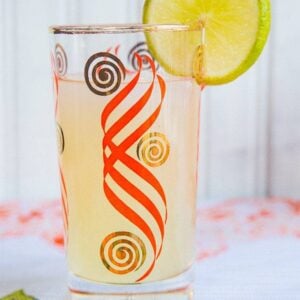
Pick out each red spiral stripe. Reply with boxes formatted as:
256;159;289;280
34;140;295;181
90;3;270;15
101;54;167;281
59;166;69;229
51;52;69;230
50;53;59;115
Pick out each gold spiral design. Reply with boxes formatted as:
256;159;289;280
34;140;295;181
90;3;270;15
137;132;170;167
100;232;146;275
84;52;126;96
56;123;65;154
55;43;68;76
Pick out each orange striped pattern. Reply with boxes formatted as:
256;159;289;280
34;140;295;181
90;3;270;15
101;54;167;281
51;51;69;232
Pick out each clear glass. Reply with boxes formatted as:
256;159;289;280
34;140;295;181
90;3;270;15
49;24;202;294
70;286;194;299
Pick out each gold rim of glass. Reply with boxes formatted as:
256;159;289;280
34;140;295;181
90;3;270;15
49;23;199;34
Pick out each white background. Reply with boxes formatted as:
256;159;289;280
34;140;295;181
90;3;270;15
0;0;299;203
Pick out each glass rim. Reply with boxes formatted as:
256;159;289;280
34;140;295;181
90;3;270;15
49;23;200;34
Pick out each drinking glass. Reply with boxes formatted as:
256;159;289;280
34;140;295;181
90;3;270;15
49;24;202;294
70;285;194;299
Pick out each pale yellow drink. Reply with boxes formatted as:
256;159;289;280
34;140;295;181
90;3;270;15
56;75;200;284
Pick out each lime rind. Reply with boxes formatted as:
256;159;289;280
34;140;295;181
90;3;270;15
143;0;271;85
202;0;271;85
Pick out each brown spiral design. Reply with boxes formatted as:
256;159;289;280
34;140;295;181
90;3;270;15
56;123;65;154
100;232;146;275
85;52;126;96
55;44;68;76
128;42;159;71
137;132;170;167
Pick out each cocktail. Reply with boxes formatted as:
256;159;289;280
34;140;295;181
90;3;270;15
49;0;271;295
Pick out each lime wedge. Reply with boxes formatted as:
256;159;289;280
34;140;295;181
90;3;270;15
143;0;271;85
0;289;36;300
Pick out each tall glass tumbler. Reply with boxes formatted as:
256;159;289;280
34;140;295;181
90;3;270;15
49;24;202;294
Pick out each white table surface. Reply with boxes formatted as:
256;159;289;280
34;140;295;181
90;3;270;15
1;237;300;300
1;198;300;300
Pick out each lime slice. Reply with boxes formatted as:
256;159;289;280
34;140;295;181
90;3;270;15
143;0;271;85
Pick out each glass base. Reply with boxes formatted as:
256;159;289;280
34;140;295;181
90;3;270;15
69;267;194;295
